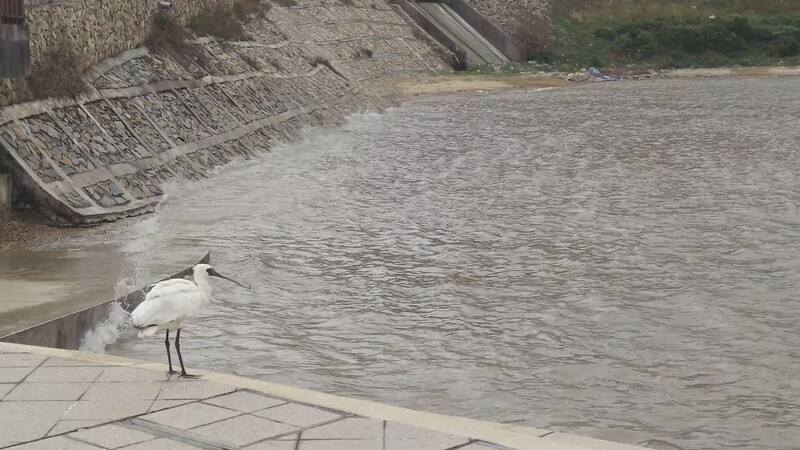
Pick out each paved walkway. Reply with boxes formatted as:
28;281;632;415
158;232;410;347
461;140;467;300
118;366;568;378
0;343;648;450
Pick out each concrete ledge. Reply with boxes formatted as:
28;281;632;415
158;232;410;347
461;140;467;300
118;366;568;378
0;342;652;450
440;0;523;62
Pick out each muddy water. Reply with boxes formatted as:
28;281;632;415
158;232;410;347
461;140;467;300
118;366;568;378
35;77;800;449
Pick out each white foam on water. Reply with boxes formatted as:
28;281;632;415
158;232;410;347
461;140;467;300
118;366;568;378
79;261;155;353
79;302;134;353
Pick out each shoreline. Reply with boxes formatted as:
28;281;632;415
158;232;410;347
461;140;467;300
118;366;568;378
396;65;800;98
396;74;571;99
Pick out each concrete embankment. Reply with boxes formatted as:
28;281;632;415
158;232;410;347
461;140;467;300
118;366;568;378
0;0;449;225
0;342;652;450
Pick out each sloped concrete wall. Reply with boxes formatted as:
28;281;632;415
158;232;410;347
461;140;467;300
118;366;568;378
0;0;449;224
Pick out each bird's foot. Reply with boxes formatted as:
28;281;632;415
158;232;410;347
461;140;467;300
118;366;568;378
167;370;179;375
179;372;200;379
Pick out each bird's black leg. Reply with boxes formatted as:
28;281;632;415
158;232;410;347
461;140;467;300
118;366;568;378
175;328;199;378
165;330;177;375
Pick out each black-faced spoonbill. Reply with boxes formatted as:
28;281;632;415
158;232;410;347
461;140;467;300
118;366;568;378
130;263;249;377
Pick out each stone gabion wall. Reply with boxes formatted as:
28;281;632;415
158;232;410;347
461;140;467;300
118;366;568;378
0;0;232;106
0;0;449;224
467;0;549;36
24;0;231;67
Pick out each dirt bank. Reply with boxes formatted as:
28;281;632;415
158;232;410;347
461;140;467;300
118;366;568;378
666;66;800;78
397;74;571;98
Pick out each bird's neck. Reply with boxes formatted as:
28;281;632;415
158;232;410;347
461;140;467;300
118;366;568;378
193;272;213;301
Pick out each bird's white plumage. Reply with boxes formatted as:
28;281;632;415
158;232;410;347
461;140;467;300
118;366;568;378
130;265;214;337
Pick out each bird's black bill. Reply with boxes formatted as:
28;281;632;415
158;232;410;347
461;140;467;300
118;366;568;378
208;269;251;289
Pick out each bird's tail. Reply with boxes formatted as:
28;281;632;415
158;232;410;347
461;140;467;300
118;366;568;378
136;326;158;338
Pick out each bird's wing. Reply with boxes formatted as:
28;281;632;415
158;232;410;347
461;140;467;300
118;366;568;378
130;279;202;328
147;278;196;297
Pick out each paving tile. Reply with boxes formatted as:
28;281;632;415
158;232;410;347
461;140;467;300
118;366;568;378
203;390;286;412
81;381;163;401
4;382;91;401
26;366;104;383
97;366;168;382
541;432;647;450
48;420;109;436
69;423;156;449
139;402;241;430
385;423;469;450
9;436;102;450
148;399;192;412
42;357;107;367
458;442;514;449
244;441;298;450
62;400;152;421
0;366;36;382
0;401;74;447
386;438;471;450
122;437;205;449
0;353;48;367
301;418;383;440
298;440;382;450
191;414;299;447
0;382;14;398
254;402;342;427
157;379;235;400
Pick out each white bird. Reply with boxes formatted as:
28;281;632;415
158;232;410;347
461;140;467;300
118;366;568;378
130;263;249;377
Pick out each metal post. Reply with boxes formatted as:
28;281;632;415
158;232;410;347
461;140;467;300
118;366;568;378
0;173;11;224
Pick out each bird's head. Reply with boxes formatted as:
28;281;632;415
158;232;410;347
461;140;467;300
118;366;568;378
193;264;250;289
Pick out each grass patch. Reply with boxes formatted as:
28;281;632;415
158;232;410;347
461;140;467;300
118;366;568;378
539;0;800;70
145;12;209;70
190;5;245;40
28;40;87;99
233;0;271;20
190;0;270;40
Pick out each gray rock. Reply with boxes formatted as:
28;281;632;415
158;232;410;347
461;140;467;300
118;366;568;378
109;183;125;197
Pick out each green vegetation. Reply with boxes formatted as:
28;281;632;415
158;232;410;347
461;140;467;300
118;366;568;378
531;0;800;70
